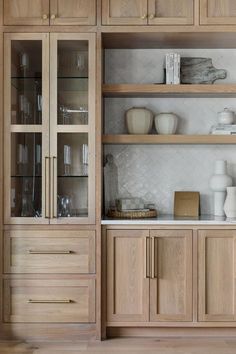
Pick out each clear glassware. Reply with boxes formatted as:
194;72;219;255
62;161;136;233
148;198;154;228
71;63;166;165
20;52;29;77
64;145;71;175
75;53;85;74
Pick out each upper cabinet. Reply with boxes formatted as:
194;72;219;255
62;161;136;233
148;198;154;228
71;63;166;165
200;0;236;25
4;0;50;25
4;0;97;26
4;33;96;225
102;0;194;25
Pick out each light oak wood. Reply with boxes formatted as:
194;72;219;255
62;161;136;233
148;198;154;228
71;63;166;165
103;84;236;97
107;229;150;322
149;230;192;322
50;0;97;25
200;0;236;25
102;135;236;145
3;279;95;323
4;33;50;225
148;0;194;25
4;230;95;274
3;0;50;25
102;0;148;25
198;230;236;321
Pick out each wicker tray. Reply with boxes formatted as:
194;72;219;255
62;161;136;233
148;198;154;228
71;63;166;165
107;209;158;219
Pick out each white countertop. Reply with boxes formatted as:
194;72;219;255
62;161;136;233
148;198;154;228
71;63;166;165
102;214;236;225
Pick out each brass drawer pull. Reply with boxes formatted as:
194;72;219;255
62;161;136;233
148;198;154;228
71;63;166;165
28;299;72;304
151;237;158;279
145;237;150;278
51;14;56;20
45;157;50;219
28;250;73;254
149;14;155;20
141;14;147;19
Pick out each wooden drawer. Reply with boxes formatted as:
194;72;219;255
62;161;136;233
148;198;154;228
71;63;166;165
4;230;95;274
4;279;95;323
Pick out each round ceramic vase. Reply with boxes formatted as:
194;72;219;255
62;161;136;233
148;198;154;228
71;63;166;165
224;187;236;219
217;108;235;125
154;113;178;135
126;107;153;135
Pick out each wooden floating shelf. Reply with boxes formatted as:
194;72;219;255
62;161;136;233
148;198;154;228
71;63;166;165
102;135;236;145
103;84;236;97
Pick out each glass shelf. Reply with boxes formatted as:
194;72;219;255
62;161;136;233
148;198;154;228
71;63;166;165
57;76;88;79
58;175;88;178
11;175;42;178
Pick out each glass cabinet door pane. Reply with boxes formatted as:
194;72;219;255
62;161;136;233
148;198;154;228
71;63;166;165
11;40;42;125
11;133;42;217
57;133;89;218
57;41;88;125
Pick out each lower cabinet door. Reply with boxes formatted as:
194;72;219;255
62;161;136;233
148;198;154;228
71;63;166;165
150;230;193;322
4;279;95;323
107;229;150;322
198;230;236;321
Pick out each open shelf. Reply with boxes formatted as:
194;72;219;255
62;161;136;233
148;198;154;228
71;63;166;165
102;135;236;145
103;84;236;97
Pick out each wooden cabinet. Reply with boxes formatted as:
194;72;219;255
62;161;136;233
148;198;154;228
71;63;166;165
4;230;96;274
106;229;193;323
200;0;236;25
107;229;150;322
4;0;96;26
102;0;194;25
150;230;193;322
4;0;50;25
198;230;236;321
148;0;194;25
4;32;96;225
50;0;96;25
4;279;95;323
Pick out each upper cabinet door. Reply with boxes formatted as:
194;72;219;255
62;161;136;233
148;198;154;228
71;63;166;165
4;33;50;225
4;0;50;25
200;0;236;25
150;230;193;322
102;0;148;25
198;230;236;321
148;0;194;25
50;0;97;25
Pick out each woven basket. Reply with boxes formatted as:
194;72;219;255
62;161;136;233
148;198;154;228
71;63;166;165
107;209;158;219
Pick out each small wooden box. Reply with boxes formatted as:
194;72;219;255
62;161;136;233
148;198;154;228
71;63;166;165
174;191;200;217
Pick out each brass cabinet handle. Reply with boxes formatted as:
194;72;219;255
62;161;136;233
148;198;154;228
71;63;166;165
145;237;150;278
45;157;50;219
151;237;158;279
28;299;71;304
51;14;56;20
141;14;147;19
52;156;57;218
149;14;155;20
42;14;48;20
28;250;73;254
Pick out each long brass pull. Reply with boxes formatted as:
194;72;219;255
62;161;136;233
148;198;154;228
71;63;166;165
28;299;71;304
145;237;150;278
28;250;72;254
151;237;158;279
45;157;50;218
51;156;57;218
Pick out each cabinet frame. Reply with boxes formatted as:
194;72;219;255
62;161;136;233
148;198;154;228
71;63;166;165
200;0;236;25
102;0;148;25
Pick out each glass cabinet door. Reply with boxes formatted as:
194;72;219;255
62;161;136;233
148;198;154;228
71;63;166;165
50;34;96;224
4;34;50;224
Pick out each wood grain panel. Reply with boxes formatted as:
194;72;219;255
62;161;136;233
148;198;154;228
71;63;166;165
107;229;149;322
3;279;95;323
102;0;148;25
200;0;236;25
150;230;193;322
198;230;236;321
148;0;194;25
4;0;49;25
50;0;96;25
4;230;95;274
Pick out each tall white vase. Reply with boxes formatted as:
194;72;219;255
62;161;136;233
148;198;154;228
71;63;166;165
209;160;233;217
224;187;236;219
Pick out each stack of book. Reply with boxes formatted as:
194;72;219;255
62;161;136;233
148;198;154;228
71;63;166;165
165;53;180;84
210;125;236;135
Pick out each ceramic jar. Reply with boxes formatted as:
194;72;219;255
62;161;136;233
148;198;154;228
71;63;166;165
209;160;233;216
224;187;236;219
154;112;178;135
217;108;235;125
126;107;153;134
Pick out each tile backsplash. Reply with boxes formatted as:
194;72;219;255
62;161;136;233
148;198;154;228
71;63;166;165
104;49;236;215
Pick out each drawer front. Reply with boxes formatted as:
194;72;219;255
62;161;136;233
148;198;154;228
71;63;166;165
4;230;95;274
4;279;95;323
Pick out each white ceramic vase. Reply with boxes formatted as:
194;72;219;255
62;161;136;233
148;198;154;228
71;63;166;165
126;107;153;134
209;160;233;216
224;187;236;219
154;112;178;135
